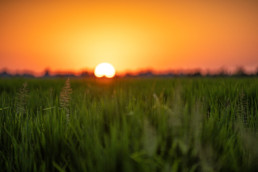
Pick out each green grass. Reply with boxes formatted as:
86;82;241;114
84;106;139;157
0;78;257;172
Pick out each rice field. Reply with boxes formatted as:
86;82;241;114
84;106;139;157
0;77;257;171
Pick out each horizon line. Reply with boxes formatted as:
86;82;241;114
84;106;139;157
0;66;258;78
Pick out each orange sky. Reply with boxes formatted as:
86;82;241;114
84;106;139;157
0;0;257;75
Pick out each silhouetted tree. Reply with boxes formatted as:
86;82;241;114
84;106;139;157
0;70;11;77
43;69;51;77
80;71;94;77
234;67;247;76
217;67;228;77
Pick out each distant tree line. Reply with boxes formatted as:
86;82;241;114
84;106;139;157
1;67;258;78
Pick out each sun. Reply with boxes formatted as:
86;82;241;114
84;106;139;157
94;63;116;78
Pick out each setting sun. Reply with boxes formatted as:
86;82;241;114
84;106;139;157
94;63;116;78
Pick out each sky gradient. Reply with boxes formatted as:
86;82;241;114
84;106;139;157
0;0;257;75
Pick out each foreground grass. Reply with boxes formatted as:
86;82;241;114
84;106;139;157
0;78;257;172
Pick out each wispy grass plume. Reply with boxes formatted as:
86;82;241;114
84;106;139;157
60;78;72;122
237;91;249;127
16;82;28;114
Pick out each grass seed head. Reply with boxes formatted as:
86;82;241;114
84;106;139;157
60;78;72;121
16;82;29;114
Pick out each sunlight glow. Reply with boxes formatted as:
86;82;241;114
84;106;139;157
94;63;116;78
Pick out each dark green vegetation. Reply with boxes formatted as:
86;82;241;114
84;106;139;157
0;78;257;172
